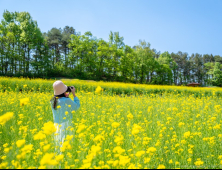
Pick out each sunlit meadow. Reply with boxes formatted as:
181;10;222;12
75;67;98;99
1;77;222;169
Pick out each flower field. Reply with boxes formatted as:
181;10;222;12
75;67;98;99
1;77;222;169
1;76;222;97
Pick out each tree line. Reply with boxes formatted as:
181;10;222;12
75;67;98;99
1;10;222;86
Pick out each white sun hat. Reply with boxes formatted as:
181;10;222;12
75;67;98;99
53;80;68;95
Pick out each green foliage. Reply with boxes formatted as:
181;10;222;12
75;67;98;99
212;62;222;86
1;11;222;86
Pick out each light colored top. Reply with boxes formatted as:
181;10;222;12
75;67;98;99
50;97;80;124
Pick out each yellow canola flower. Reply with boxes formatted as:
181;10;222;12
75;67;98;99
175;161;180;165
178;122;185;127
184;131;191;138
16;139;25;148
40;153;58;166
144;157;151;163
3;143;8;148
112;122;120;128
83;154;94;164
143;137;152;145
187;158;192;163
128;163;136;169
113;146;125;154
4;147;10;153
127;113;134;120
172;107;178;112
27;166;36;169
146;147;157;153
215;105;221;110
95;86;103;94
147;106;153;112
34;149;43;157
112;160;119;167
93;134;105;143
0;162;8;169
11;160;19;168
107;160;114;165
34;131;46;140
90;145;101;155
132;124;142;135
80;163;91;169
42;121;56;135
157;164;166;169
66;135;74;141
0;112;14;125
60;141;72;152
55;154;64;162
43;144;51;152
20;98;29;106
119;155;131;166
135;151;145;157
218;155;222;159
17;121;22;125
1;156;6;160
81;145;101;166
21;144;33;154
98;161;104;165
76;124;86;133
38;165;46;169
114;135;124;145
213;124;221;130
194;158;204;166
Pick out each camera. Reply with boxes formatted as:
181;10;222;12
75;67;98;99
66;86;73;92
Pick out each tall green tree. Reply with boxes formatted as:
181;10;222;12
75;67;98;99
171;51;190;85
96;39;111;80
157;51;174;84
119;45;135;82
46;27;62;68
189;53;204;84
61;26;75;68
134;40;156;84
0;10;44;76
69;31;98;78
212;62;222;86
80;31;98;78
109;31;124;80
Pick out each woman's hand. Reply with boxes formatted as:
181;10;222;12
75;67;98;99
70;86;76;97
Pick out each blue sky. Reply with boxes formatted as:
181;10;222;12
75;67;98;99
0;0;222;56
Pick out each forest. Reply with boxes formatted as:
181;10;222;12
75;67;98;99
1;10;222;86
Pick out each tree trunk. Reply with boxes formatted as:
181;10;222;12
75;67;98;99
1;44;3;74
18;46;21;74
140;65;144;84
146;73;149;84
26;44;30;73
23;44;26;74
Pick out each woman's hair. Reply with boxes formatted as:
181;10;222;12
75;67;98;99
51;91;69;110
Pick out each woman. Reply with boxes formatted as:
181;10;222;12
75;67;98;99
50;80;80;153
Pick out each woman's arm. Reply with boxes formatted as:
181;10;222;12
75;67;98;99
67;86;80;110
70;86;76;97
66;97;80;111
